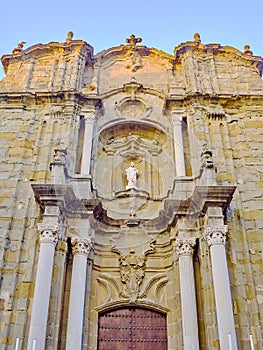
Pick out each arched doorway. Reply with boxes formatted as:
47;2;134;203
97;306;167;349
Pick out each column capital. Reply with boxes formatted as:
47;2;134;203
38;223;60;245
71;237;92;256
83;113;95;124
175;237;196;257
204;225;228;246
171;114;183;126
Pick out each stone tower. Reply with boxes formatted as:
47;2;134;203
0;33;262;349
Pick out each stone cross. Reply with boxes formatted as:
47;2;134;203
126;34;142;47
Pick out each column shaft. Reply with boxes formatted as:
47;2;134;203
66;238;90;350
27;227;58;350
205;225;238;350
172;115;186;176
81;114;95;175
175;238;199;349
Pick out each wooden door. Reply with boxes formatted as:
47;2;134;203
97;307;167;350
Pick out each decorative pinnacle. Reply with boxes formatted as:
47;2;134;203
12;41;26;54
244;44;253;56
66;31;74;43
194;32;201;44
126;34;142;47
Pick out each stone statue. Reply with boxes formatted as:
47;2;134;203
125;162;138;189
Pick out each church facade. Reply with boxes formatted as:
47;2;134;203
0;32;262;349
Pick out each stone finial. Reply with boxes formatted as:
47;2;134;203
194;32;201;44
12;41;26;54
66;31;74;43
126;34;142;47
244;44;253;56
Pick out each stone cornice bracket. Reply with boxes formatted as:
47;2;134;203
71;237;92;256
175;237;196;257
204;225;228;246
38;223;60;245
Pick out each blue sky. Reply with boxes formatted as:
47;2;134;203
0;0;262;79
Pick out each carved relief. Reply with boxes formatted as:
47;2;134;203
111;223;155;302
119;252;146;302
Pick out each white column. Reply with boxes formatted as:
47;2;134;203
175;238;200;349
80;113;95;175
27;224;59;350
204;225;238;350
171;114;186;176
66;237;91;350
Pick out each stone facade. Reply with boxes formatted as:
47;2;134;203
0;32;262;349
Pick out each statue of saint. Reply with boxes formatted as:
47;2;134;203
125;162;138;190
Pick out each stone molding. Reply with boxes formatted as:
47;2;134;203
175;237;196;257
204;225;228;246
71;237;92;256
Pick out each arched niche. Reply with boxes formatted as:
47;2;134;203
95;121;169;198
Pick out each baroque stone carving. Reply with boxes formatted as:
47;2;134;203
53;148;67;165
38;224;60;245
125;162;139;189
204;225;228;246
119;251;145;302
111;223;155;301
201;145;214;169
175;238;196;257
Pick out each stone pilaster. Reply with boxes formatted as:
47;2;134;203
80;112;95;175
171;113;186;176
27;224;59;350
204;225;238;350
175;238;200;349
66;237;92;350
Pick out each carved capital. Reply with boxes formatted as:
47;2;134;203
71;237;92;256
204;225;228;246
175;238;196;257
83;113;95;124
38;224;60;245
171;115;183;127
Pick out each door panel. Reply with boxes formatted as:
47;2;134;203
98;307;167;350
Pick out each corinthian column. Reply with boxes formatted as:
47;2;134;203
171;113;186;177
66;237;92;350
80;112;95;175
27;224;59;350
175;238;199;349
204;225;238;350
